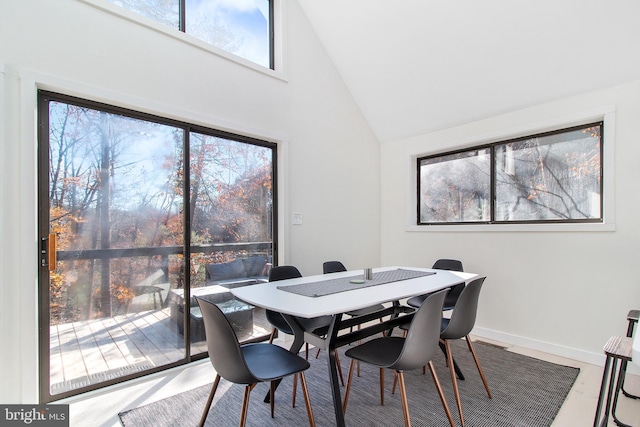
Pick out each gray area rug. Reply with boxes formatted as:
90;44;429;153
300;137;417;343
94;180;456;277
119;340;579;426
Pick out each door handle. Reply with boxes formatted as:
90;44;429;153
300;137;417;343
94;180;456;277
48;233;57;270
42;233;57;270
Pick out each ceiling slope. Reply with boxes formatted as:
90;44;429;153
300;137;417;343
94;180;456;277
298;0;640;143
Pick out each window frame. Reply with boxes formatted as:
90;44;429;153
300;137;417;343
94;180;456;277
417;146;493;225
180;0;275;70
410;109;615;232
80;0;281;76
36;89;279;402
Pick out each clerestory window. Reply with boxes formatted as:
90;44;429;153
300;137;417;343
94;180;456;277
106;0;274;69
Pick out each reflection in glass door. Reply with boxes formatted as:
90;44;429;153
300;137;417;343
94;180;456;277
39;94;187;401
187;132;274;353
38;92;276;402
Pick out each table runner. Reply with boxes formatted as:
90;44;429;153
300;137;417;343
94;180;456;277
277;268;436;297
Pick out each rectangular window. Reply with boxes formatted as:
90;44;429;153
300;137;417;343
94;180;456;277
107;0;274;69
417;123;603;225
418;149;491;223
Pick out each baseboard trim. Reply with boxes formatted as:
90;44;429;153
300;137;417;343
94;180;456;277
472;326;640;375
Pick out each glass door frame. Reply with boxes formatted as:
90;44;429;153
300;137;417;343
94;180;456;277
37;90;278;403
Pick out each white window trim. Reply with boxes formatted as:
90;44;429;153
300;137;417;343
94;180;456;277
78;0;287;81
406;106;616;232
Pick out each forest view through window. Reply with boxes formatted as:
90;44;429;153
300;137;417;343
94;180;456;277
38;91;276;401
418;123;603;224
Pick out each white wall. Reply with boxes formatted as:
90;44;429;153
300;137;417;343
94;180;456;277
381;79;640;367
0;0;381;403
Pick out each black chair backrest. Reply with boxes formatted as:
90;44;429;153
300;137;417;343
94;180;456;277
323;261;347;274
266;265;302;333
392;288;448;371
269;265;302;282
195;296;256;384
432;259;463;272
440;277;486;340
432;259;464;307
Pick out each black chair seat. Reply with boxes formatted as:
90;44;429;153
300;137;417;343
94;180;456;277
407;282;464;310
342;289;455;427
243;343;311;381
195;296;316;427
345;336;404;367
266;310;332;335
266;265;333;338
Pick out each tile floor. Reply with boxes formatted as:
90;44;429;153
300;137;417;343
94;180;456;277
64;335;640;427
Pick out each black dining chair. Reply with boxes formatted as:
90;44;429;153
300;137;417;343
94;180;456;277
342;288;455;427
266;266;334;358
439;276;492;427
195;296;316;427
322;260;347;274
406;259;464;310
266;266;343;390
401;259;466;377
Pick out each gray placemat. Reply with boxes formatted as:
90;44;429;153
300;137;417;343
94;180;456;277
276;269;436;297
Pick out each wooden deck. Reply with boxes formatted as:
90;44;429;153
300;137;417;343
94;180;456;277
49;306;271;395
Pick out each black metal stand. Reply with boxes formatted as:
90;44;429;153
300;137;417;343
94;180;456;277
621;310;639;400
593;336;634;427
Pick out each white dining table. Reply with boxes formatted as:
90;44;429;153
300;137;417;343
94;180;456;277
231;266;478;426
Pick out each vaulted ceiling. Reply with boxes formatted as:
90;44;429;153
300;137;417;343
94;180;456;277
298;0;640;143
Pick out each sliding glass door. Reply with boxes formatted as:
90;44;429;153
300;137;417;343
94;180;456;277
38;91;276;402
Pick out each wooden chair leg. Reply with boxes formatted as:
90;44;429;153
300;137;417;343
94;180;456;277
335;349;345;386
292;374;298;407
240;384;256;427
269;328;277;344
315;348;344;385
270;381;276;418
427;361;456;427
396;371;411;427
343;359;356;413
445;340;465;426
298;372;316;427
198;374;221;427
465;336;492;398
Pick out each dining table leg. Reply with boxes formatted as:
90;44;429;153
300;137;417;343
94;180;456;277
271;313;347;426
325;313;346;427
438;341;465;380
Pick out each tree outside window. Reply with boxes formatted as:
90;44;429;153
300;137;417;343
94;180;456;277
418;123;603;225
